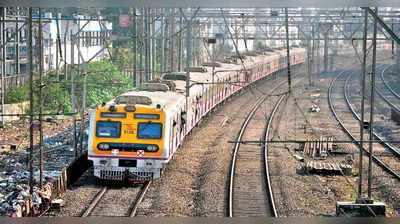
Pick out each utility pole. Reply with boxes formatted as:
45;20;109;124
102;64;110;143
71;33;77;157
311;24;315;84
55;11;61;80
368;7;378;200
80;62;87;154
185;13;191;96
196;23;202;65
15;7;20;75
133;8;137;86
324;32;329;72
235;19;239;53
64;27;67;80
211;34;216;105
144;8;149;82
316;26;320;75
139;8;144;84
164;9;169;72
178;14;183;71
151;9;156;79
1;7;6;127
38;8;44;189
160;9;164;74
27;7;34;213
391;23;394;58
169;9;175;71
77;19;81;83
56;35;59;78
181;7;199;97
192;24;196;66
307;37;312;85
285;8;291;94
358;9;368;201
242;14;248;53
148;8;152;80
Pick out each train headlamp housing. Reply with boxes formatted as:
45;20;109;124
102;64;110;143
109;105;117;112
98;143;110;150
146;144;159;152
124;105;136;112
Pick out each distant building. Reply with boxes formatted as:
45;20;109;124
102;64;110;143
1;8;112;80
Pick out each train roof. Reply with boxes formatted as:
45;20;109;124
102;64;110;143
107;88;185;112
105;48;305;112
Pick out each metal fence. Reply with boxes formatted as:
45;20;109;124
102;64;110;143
2;74;29;90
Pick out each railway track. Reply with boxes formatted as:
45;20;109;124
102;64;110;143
345;66;400;157
375;65;400;113
381;65;400;100
328;69;400;180
227;93;284;217
227;72;301;217
80;181;151;217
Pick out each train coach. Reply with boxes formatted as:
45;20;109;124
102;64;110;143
87;47;306;182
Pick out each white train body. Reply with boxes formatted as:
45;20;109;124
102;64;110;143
87;48;306;182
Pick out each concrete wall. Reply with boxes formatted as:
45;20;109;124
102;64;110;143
3;101;29;122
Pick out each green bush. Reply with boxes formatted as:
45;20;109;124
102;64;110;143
4;61;133;114
5;85;30;104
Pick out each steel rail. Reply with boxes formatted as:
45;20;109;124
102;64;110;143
345;69;400;158
328;70;400;180
262;95;285;218
227;72;299;216
80;181;151;217
80;186;108;217
227;93;266;217
128;181;152;217
374;66;400;114
380;65;400;100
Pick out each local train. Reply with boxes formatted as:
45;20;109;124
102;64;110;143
87;47;306;182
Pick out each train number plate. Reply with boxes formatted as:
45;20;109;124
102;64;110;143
124;130;135;135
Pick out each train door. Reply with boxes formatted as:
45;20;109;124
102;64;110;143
204;86;208;113
220;78;224;101
200;85;204;117
170;115;176;155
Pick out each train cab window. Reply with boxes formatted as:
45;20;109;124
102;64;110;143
138;122;162;139
96;121;121;138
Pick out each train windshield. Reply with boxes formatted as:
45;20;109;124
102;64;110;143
96;121;121;138
137;123;162;139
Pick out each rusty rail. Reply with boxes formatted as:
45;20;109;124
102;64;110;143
80;186;108;217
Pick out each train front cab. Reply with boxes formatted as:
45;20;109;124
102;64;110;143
88;105;168;182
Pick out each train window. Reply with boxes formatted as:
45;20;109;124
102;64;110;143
162;73;186;81
138;122;163;139
96;121;121;138
134;113;160;120
181;111;187;134
100;112;126;118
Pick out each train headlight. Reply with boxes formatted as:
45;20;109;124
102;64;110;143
124;105;136;112
146;144;159;152
98;143;110;150
109;105;117;112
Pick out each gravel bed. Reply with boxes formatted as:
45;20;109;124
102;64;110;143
136;67;305;217
89;186;140;217
136;51;400;218
45;167;100;216
14;51;400;218
269;52;399;217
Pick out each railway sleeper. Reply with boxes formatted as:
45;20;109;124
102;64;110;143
304;161;352;176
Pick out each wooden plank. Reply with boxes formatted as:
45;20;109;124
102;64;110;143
303;141;309;156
